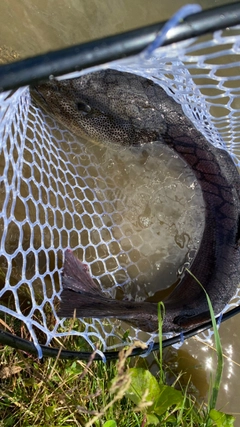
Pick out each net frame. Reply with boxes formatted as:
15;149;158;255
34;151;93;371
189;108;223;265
0;4;240;360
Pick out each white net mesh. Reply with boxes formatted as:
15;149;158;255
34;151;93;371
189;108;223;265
1;24;240;359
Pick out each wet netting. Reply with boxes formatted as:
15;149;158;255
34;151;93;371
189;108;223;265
1;3;240;360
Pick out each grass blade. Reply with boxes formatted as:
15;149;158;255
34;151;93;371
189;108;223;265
186;269;223;412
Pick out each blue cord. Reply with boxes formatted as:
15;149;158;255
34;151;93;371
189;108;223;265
142;4;202;58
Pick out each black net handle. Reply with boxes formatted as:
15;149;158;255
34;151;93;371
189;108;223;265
0;1;240;91
1;305;240;361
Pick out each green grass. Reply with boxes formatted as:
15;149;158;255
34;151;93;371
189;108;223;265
0;289;236;427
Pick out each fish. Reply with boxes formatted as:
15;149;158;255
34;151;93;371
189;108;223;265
31;69;240;333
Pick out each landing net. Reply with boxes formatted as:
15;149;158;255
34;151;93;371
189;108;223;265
1;15;240;359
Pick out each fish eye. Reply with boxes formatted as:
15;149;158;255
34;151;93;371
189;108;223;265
76;101;91;115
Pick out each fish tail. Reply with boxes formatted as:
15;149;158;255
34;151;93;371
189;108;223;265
58;289;117;318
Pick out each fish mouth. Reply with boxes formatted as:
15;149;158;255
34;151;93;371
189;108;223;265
30;85;54;114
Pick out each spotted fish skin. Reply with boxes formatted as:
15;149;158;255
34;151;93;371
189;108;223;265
32;69;240;332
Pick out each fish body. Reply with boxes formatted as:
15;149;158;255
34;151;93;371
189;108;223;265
32;69;240;332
